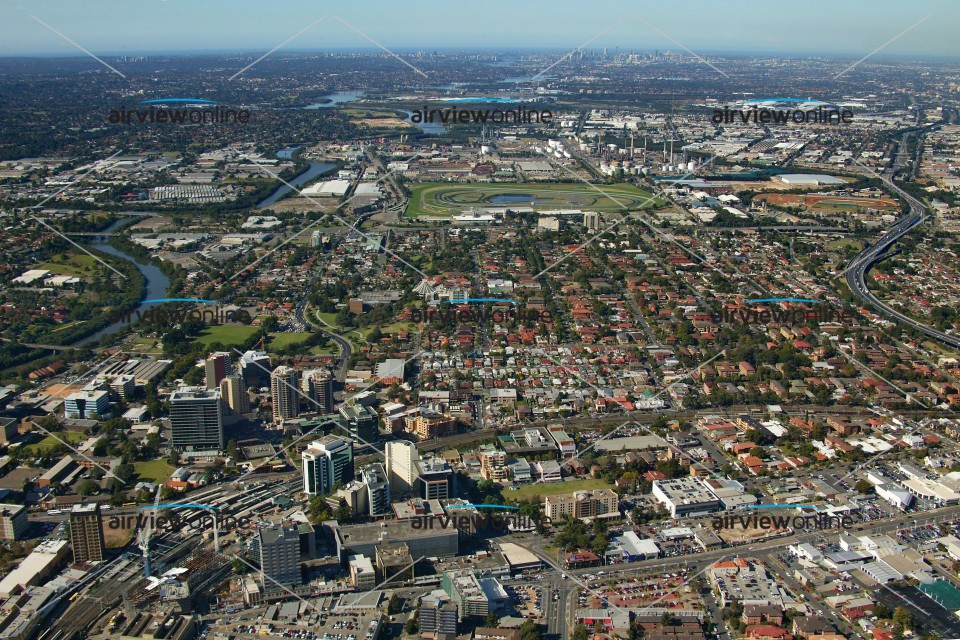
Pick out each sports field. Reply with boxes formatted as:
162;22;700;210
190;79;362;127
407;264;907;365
405;182;659;218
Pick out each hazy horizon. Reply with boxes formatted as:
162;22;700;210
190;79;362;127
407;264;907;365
3;0;958;59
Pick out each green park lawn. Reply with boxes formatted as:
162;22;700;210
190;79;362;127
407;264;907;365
507;478;613;502
134;459;175;483
193;325;260;348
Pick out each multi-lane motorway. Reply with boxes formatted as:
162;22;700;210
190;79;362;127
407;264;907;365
844;151;960;350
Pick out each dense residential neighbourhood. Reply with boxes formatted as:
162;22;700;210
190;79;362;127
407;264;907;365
1;4;960;640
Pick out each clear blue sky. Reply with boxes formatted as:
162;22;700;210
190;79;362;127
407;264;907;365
2;0;958;58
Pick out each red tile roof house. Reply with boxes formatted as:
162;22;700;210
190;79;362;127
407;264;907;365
746;626;793;640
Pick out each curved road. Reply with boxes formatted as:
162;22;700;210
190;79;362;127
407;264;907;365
844;169;960;350
294;274;353;382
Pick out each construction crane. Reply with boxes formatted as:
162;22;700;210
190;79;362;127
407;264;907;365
137;484;163;577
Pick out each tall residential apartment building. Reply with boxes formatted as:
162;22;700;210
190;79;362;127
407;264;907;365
360;463;390;517
256;525;301;587
0;504;28;541
385;441;419;494
69;503;105;563
544;489;619;521
479;449;508;482
419;592;458;636
271;366;300;423
205;352;232;389
219;375;250;414
302;437;354;495
169;387;223;450
304;370;335;414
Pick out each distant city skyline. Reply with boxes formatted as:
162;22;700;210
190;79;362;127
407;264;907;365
2;0;957;59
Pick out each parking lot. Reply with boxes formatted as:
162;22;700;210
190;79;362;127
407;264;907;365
504;583;543;618
874;583;960;639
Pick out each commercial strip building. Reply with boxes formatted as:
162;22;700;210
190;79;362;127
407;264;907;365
333;520;459;560
707;558;793;608
652;478;725;518
441;569;510;621
0;539;69;598
605;531;661;563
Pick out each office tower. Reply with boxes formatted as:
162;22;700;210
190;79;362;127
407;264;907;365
63;389;110;420
304;369;334;414
69;503;105;562
583;211;601;231
109;374;135;400
416;458;452;500
219;375;250;414
302;436;354;495
271;365;300;423
239;350;272;389
360;463;390;516
419;591;458;636
256;525;301;587
0;504;28;541
339;404;378;445
204;352;232;389
169;387;223;450
385;441;419;494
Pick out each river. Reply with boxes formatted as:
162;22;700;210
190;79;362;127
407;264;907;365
303;90;364;109
73;217;171;346
401;110;447;135
256;147;336;207
73;145;334;346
